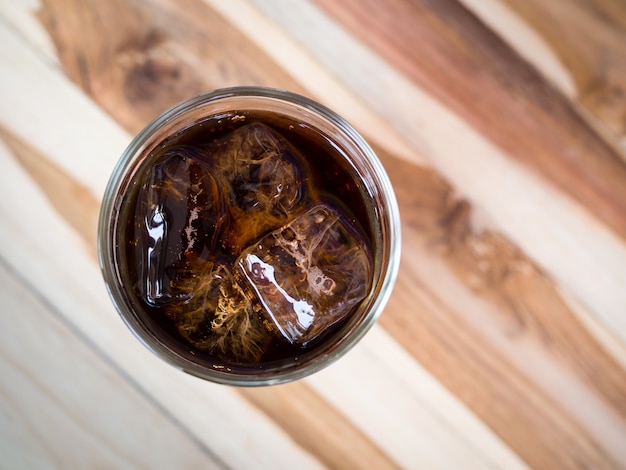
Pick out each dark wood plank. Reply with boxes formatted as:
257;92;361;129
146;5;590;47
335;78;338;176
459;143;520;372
313;0;626;241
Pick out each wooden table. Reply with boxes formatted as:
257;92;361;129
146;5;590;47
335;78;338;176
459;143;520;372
2;1;625;468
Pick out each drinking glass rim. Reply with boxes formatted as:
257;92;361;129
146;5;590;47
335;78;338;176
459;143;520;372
98;86;401;386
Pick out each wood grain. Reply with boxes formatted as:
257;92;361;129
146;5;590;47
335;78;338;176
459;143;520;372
0;127;99;254
379;152;626;468
0;123;325;469
312;0;626;242
0;117;526;468
1;0;625;468
37;0;301;135
244;383;399;470
236;2;626;465
33;3;395;466
0;111;395;468
0;263;218;469
249;0;626;348
501;0;626;140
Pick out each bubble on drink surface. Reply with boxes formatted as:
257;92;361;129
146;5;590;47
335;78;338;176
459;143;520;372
238;203;373;345
133;147;227;306
166;263;274;364
206;122;309;251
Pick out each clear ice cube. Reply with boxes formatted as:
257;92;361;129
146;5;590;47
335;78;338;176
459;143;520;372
207;123;308;251
237;203;372;345
134;148;226;305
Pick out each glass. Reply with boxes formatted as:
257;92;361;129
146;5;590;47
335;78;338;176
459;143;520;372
98;87;401;386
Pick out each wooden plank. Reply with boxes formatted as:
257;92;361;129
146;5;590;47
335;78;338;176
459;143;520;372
311;0;626;244
460;0;577;99
0;0;60;65
244;381;401;470
380;223;626;469
1;0;626;468
203;0;422;167
0;35;325;469
248;0;626;349
306;327;529;470
36;0;303;136
0;264;219;469
0;128;530;469
457;0;577;99
0;10;531;467
498;0;626;144
374;149;626;468
0;11;128;199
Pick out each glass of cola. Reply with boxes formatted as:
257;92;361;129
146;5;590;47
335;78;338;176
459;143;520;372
98;87;400;385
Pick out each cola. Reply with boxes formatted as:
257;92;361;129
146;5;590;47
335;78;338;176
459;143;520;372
117;111;375;366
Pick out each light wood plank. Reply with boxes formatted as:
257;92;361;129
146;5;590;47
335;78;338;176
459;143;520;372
0;264;219;469
385;227;626;468
0;0;59;66
458;0;626;156
0;14;127;199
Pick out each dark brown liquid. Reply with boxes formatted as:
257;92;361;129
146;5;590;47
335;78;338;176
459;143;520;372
117;110;376;370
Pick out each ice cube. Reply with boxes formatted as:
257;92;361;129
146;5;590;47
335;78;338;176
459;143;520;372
133;148;226;306
206;123;309;251
168;263;273;364
237;203;372;345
